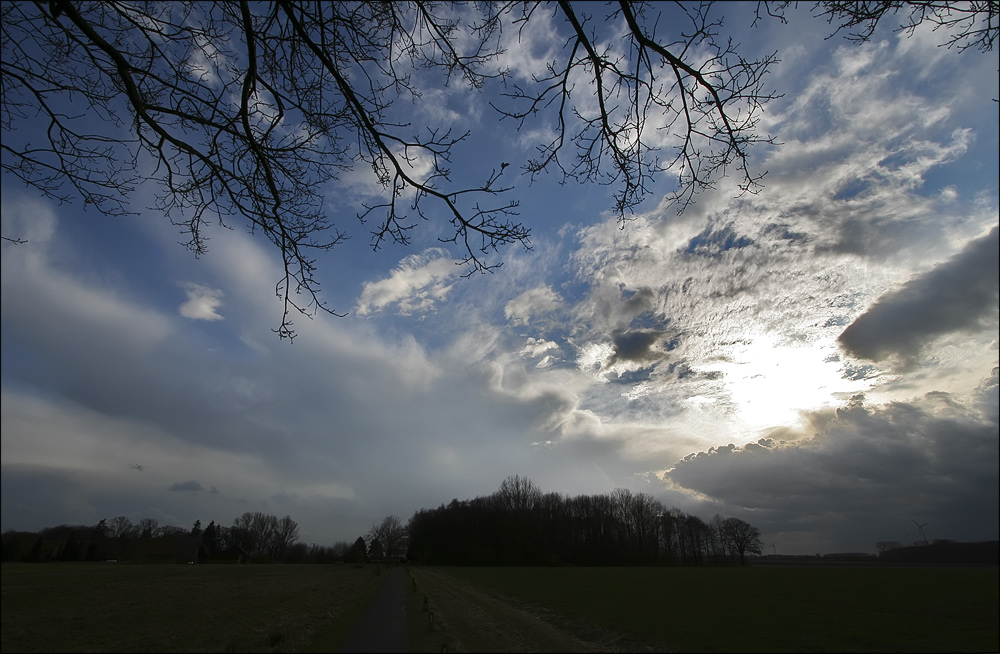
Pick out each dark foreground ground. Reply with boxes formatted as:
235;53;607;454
337;566;410;653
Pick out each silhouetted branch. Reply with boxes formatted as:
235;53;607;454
3;2;992;337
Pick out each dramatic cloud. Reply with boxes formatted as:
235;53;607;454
2;8;997;554
664;381;1000;553
609;330;668;366
839;226;999;366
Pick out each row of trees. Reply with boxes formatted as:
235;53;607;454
1;511;304;564
229;512;300;560
2;476;764;566
406;475;763;566
106;512;301;560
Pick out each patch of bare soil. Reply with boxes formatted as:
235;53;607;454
411;568;666;653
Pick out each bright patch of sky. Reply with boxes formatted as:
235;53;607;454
2;3;997;554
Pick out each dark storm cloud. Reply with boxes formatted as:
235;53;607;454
664;384;1000;552
168;480;204;492
839;226;999;364
609;329;666;366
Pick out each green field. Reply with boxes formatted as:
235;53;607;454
0;562;383;653
429;565;1000;652
2;562;997;652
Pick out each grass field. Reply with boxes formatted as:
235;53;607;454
0;562;383;653
2;562;997;652
429;565;1000;652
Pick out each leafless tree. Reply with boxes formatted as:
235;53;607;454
0;1;775;336
759;1;997;53
366;514;406;565
231;510;280;559
495;474;542;513
721;516;763;565
107;515;135;539
137;517;159;538
2;2;993;337
269;514;300;559
607;488;663;563
710;513;729;558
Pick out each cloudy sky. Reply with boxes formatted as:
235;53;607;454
2;3;997;554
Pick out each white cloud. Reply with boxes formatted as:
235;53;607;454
520;337;556;356
504;285;563;325
0;195;57;245
179;282;225;321
495;5;563;83
355;248;459;316
2;199;174;359
185;32;225;87
2;6;998;555
488;26;1000;453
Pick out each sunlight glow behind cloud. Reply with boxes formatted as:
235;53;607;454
2;6;997;553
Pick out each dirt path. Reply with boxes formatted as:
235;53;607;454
337;567;409;653
411;568;644;653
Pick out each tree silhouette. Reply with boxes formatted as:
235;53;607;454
366;514;406;565
201;521;220;553
2;2;993;337
405;476;769;567
345;536;367;564
761;1;997;53
138;517;159;539
107;515;134;539
721;516;763;566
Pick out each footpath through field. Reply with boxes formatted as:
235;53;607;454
336;566;410;653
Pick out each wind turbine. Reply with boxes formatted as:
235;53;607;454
912;520;929;546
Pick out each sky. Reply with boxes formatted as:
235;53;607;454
2;3;998;555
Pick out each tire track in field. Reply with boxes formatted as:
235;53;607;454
411;568;661;653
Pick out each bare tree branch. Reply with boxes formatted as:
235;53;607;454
763;1;997;52
3;2;992;337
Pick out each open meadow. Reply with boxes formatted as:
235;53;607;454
0;562;383;653
416;564;1000;653
2;562;997;652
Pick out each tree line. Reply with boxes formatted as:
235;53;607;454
0;511;319;564
406;475;763;566
1;475;765;566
